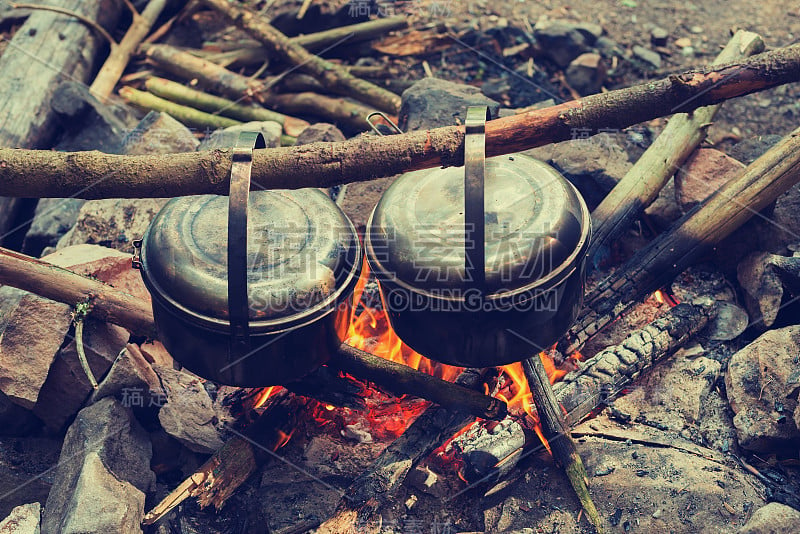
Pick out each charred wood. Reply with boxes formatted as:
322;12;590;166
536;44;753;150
452;302;716;485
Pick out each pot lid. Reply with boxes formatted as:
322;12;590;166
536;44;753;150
140;188;360;324
365;154;590;296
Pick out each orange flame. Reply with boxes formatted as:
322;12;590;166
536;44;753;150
249;263;587;449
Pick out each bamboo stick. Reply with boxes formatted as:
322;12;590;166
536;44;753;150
522;354;603;532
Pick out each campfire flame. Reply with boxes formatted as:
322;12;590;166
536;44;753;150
251;265;677;457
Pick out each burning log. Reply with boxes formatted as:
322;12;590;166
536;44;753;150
587;29;765;261
1;44;799;198
143;389;298;524
452;302;716;486
0;246;505;419
334;343;506;420
316;368;490;534
559;125;800;356
198;0;402;114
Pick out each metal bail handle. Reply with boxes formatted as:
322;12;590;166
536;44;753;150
228;131;266;351
464;106;490;293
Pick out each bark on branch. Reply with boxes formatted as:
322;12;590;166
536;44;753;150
0;44;799;199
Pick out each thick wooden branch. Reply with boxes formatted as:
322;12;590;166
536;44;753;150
559;125;800;355
0;247;157;337
587;30;765;261
0;44;798;199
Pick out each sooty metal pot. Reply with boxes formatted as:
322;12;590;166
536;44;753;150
365;107;591;368
134;132;362;387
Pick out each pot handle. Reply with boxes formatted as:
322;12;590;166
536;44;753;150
228;131;266;352
464;106;490;293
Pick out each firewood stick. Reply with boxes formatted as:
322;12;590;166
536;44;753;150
334;343;507;420
145;43;266;99
145;45;378;130
259;91;376;131
120;86;242;129
201;15;408;67
454;302;715;485
1;44;799;198
317;368;489;534
587;30;765;261
144;76;310;136
198;0;401;114
90;0;169;99
0;246;502;415
559;125;800;356
522;355;603;532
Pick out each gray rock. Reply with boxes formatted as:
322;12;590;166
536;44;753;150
725;326;800;452
737;252;784;330
398;78;500;131
295;123;346;145
564;52;606;95
0;502;41;534
89;344;161;406
156;366;224;454
33;320;130;432
613;351;722;428
41;397;154;534
484;419;766;533
51;81;136;153
0;287;72;409
120;111;199;155
739;503;800;533
56;198;169;252
595;36;623;58
632;45;662;69
21;198;86;257
728;135;782;165
199;120;282;150
533;20;595;67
